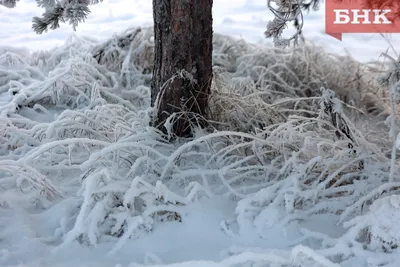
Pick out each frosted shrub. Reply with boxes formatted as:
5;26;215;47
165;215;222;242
93;27;154;88
233;89;393;262
210;41;385;133
62;174;187;255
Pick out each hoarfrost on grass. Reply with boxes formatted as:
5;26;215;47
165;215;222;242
0;26;399;267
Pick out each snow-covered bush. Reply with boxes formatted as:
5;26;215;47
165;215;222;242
210;38;387;133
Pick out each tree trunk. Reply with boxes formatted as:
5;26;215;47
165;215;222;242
151;0;213;138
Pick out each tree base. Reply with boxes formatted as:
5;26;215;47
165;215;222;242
152;70;209;139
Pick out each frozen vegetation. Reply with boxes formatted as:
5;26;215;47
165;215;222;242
0;22;399;267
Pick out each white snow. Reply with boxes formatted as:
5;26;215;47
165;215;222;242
1;1;400;267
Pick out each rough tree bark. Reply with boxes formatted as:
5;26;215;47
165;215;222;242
151;0;213;138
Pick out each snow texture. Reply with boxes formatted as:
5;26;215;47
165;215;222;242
0;2;400;267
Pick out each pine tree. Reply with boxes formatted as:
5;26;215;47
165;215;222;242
151;0;213;138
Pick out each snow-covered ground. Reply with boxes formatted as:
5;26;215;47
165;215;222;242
1;1;400;267
0;0;399;62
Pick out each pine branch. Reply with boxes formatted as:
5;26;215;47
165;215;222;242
32;5;65;34
32;0;93;34
0;0;18;8
266;0;320;47
35;0;57;9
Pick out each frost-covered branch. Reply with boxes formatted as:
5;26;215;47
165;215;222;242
266;0;320;47
266;0;400;47
1;0;103;33
32;0;100;34
0;0;18;8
